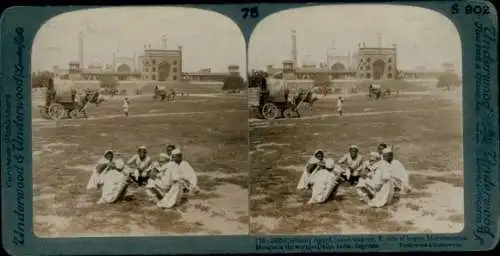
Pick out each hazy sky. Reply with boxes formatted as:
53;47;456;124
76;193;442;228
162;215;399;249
32;7;245;74
249;5;462;73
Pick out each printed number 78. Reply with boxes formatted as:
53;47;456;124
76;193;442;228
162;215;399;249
241;7;259;19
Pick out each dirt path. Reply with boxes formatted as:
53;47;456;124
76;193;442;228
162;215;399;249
33;109;246;124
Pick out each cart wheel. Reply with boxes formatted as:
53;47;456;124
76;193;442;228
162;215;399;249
261;103;279;120
68;109;79;119
48;103;65;120
283;109;294;119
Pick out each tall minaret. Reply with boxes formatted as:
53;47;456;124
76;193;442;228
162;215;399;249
291;30;298;66
78;31;84;68
162;34;167;50
377;33;383;48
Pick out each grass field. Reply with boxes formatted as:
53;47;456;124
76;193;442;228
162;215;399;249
249;86;464;234
32;92;249;236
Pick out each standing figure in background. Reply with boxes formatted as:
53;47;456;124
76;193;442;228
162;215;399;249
122;97;130;117
337;96;344;119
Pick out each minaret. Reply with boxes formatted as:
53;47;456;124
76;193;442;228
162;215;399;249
162;34;167;50
112;52;116;71
291;30;298;66
133;53;136;72
78;31;84;68
377;33;383;48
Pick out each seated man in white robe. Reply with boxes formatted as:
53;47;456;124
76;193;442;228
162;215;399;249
155;149;199;209
338;145;364;185
382;147;412;194
144;153;170;203
306;158;344;204
356;152;382;201
86;150;129;204
126;146;153;186
297;149;326;190
356;148;395;207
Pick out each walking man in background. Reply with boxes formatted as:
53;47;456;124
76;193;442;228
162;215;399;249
337;96;344;119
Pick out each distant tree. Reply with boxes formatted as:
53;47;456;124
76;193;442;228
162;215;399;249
222;75;245;92
313;73;330;87
99;76;118;89
31;71;53;88
313;73;330;95
248;71;268;89
437;72;461;90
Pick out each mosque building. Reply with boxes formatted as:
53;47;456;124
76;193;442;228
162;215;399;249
266;32;398;80
266;31;455;81
53;33;240;83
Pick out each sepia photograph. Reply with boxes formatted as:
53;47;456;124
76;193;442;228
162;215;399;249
248;5;463;234
32;7;248;237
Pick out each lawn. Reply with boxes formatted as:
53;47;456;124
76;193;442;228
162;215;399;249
32;93;249;236
249;88;464;234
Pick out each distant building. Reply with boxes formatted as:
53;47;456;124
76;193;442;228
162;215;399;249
138;45;182;81
356;43;398;80
183;65;241;82
53;39;238;83
442;62;456;73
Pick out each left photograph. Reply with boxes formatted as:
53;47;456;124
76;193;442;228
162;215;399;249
31;7;248;237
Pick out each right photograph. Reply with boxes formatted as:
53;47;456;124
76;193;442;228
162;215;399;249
248;5;463;234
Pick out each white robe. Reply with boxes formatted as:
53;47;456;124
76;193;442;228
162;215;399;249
386;159;411;192
156;161;199;209
356;161;394;207
127;154;152;179
86;157;129;204
338;153;364;177
144;161;169;201
307;168;341;204
86;157;124;190
297;156;322;190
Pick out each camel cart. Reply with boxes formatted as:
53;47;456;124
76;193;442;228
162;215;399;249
248;72;310;120
368;83;382;99
153;84;167;101
38;79;97;120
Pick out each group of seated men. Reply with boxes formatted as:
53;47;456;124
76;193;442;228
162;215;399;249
86;144;199;209
297;143;411;207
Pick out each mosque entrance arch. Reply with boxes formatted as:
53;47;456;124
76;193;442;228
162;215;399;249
331;62;346;71
372;59;386;80
158;61;171;81
117;64;131;73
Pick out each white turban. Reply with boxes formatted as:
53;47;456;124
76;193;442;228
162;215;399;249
369;152;381;161
172;148;182;155
313;149;324;155
349;145;359;150
158;153;169;161
325;158;335;169
382;147;393;154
